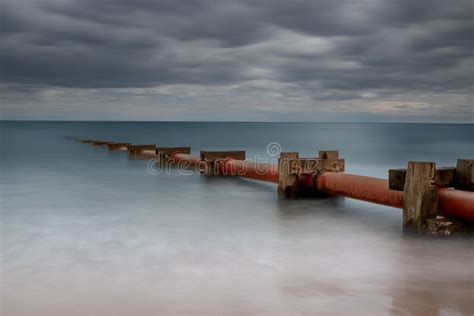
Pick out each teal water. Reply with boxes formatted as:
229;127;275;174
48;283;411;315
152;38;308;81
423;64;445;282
1;122;473;315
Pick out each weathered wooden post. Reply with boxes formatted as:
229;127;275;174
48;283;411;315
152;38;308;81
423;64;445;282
402;161;438;232
277;150;344;199
81;139;96;144
454;159;473;191
278;152;299;198
318;150;345;173
388;160;474;234
157;147;192;162
389;166;456;191
92;141;111;146
389;169;406;191
127;144;156;155
319;150;340;160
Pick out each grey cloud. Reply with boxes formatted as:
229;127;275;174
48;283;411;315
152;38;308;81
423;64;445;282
1;0;473;121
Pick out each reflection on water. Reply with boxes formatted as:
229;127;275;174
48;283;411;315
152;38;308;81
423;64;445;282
1;122;473;315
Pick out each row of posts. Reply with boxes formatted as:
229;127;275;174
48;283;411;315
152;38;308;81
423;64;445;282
81;139;473;234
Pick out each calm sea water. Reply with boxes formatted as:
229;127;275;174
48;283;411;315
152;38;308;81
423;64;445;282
1;121;473;315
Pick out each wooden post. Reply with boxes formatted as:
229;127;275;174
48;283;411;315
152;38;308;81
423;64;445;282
81;139;96;144
277;150;344;199
107;143;131;150
278;152;299;198
127;145;156;155
403;161;438;232
389;167;455;191
92;141;110;146
200;151;245;162
389;169;406;191
435;167;456;188
318;150;344;173
318;151;339;159
454;159;473;191
156;147;191;161
388;167;456;191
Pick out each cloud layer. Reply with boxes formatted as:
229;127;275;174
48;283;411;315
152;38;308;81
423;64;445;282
1;0;473;121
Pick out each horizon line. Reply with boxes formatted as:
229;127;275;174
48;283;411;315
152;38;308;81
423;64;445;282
1;119;473;125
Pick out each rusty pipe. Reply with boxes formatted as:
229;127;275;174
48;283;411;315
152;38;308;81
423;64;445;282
218;158;279;183
307;172;474;222
218;158;474;222
160;155;474;223
315;173;404;208
438;188;474;222
170;153;208;172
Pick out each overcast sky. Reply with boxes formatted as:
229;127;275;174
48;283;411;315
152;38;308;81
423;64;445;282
1;0;473;122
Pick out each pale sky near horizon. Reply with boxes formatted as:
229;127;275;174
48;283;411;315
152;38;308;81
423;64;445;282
1;0;473;122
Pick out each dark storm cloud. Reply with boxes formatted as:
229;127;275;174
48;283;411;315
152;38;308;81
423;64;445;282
1;0;473;121
2;0;263;88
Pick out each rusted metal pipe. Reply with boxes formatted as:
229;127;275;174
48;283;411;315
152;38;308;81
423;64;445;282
218;158;474;223
157;154;474;223
306;172;474;222
218;158;279;182
315;173;404;208
171;153;210;173
438;188;474;222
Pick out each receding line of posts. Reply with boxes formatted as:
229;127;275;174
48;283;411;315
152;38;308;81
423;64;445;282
79;139;473;235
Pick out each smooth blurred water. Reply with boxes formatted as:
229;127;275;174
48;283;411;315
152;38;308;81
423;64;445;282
1;121;473;315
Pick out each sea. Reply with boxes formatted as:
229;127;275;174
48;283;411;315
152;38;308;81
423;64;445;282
1;121;473;315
